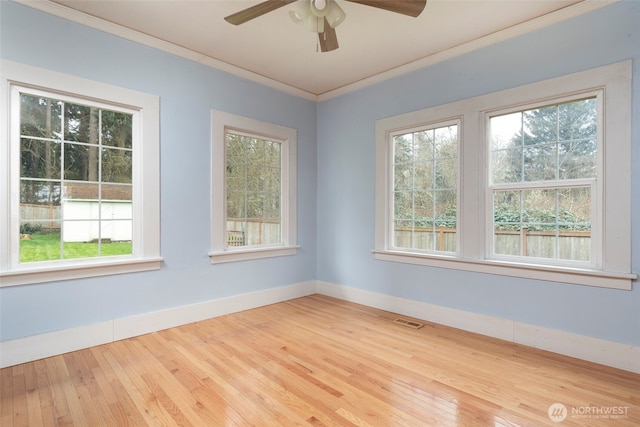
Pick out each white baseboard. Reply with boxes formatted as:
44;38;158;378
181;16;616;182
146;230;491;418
0;281;316;368
2;279;638;374
316;281;640;374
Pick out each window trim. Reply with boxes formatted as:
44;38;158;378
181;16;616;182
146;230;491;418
0;60;162;287
484;92;602;270
388;118;461;255
374;61;635;290
209;110;298;263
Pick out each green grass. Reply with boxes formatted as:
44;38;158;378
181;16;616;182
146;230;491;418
20;233;132;263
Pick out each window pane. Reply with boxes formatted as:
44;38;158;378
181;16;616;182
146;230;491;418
227;191;246;220
394;162;413;191
101;110;133;149
20;222;62;263
263;166;281;191
493;190;521;256
101;201;132;220
225;132;282;248
21;139;61;180
264;141;281;166
63;195;101;220
413;191;434;220
490;98;596;184
413;223;435;251
435;189;456;217
523;143;556;181
413;161;433;189
414;131;434;161
20;180;61;206
491;147;521;184
394;191;413;220
493;188;591;261
393;134;413;164
435;158;456;189
261;221;281;246
64;143;100;182
393;219;414;250
64;104;98;144
392;123;457;253
523;105;557;146
435;126;457;157
101;220;133;249
263;193;280;220
102;148;132;184
558;98;597;144
20;94;62;139
246;192;263;219
558;139;596;179
102;183;132;202
64;182;100;201
63;220;100;259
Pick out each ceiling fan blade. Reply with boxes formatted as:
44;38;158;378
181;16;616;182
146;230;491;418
319;19;339;52
224;0;291;25
345;0;426;17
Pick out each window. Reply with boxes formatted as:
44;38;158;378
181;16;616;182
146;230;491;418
210;111;297;263
375;61;634;289
0;61;161;286
489;98;597;265
19;91;134;262
391;121;459;254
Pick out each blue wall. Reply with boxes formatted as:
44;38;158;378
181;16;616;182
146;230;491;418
317;0;640;346
1;1;639;348
0;1;317;341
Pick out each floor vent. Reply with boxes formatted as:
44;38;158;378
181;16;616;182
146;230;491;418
393;318;425;329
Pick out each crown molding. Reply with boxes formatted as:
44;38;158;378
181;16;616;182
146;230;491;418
11;0;319;101
13;0;620;102
317;0;621;100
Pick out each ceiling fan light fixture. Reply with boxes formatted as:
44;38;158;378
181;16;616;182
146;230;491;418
289;0;310;24
226;0;426;53
309;0;329;17
325;2;345;28
291;0;344;33
305;15;325;33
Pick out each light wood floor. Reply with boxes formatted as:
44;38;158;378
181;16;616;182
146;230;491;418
1;294;639;426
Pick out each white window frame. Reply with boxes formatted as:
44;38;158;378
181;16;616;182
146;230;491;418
374;61;635;290
210;110;297;263
0;60;162;287
388;118;461;255
485;93;602;270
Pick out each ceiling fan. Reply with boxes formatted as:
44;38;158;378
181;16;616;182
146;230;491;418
224;0;427;52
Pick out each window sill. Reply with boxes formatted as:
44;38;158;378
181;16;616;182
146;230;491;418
209;246;299;264
0;257;164;287
372;250;635;290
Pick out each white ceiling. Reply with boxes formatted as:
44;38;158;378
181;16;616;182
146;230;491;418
24;0;616;100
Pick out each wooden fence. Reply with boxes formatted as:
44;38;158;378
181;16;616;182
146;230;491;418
19;204;61;229
394;227;591;260
227;220;281;247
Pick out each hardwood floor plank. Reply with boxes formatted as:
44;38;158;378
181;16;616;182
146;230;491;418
42;357;74;426
32;360;57;427
11;367;28;427
22;363;44;427
1;364;15;427
2;294;639;426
